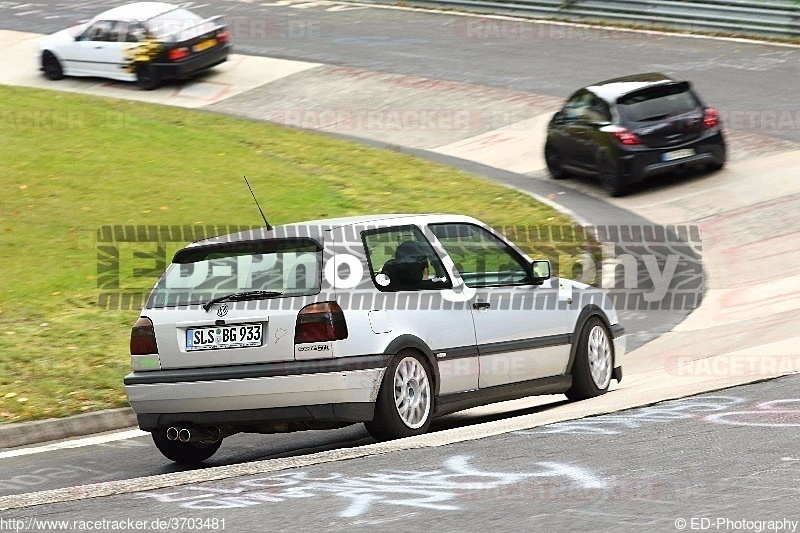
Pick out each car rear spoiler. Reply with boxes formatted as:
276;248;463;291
160;15;225;42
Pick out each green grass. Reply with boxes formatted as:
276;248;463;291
0;85;582;422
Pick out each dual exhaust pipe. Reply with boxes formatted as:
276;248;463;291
166;426;221;444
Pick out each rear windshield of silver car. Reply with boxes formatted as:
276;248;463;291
146;239;322;308
616;82;701;123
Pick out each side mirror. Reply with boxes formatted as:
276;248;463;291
552;111;564;124
530;260;551;285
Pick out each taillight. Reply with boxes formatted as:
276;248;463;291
131;317;158;355
295;302;348;344
703;108;720;128
217;29;230;44
613;129;642;146
169;47;189;61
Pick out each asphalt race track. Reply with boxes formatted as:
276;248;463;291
2;375;799;531
1;1;799;531
0;0;800;142
2;0;799;144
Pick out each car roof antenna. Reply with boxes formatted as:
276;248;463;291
243;176;272;231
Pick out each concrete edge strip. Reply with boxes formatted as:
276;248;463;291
0;429;148;460
1;372;793;512
0;408;137;450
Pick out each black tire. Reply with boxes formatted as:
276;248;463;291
152;429;222;463
365;349;434;441
135;64;161;91
41;51;64;81
544;142;567;180
566;316;614;401
597;153;628;197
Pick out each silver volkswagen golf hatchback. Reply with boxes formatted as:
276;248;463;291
125;214;625;462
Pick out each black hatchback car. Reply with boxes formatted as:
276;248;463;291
544;73;726;196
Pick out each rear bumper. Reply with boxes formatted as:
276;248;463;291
125;357;388;430
135;403;375;432
621;130;726;183
152;44;230;80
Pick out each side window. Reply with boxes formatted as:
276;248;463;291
80;21;114;42
430;223;531;288
108;21;129;43
126;22;148;42
563;91;593;121
586;95;611;123
362;226;451;292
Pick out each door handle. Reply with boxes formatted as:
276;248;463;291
472;302;491;310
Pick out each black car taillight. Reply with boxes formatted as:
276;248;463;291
613;128;643;146
295;302;348;344
130;317;158;355
703;108;720;129
217;29;230;44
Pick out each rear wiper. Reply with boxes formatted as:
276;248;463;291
203;290;282;312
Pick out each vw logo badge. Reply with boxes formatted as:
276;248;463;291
216;304;229;317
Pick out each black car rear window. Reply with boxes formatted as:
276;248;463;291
616;82;700;122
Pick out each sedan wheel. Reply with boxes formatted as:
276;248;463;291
135;64;161;91
365;350;433;440
41;51;64;81
566;316;613;401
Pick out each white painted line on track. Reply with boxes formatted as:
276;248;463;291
0;429;148;460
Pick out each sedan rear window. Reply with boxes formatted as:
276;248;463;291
145;8;211;40
616;82;700;122
146;239;321;308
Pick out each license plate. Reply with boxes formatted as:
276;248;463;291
186;324;262;351
662;148;695;162
193;38;217;52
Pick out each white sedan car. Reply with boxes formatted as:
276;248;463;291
124;214;626;463
39;2;230;90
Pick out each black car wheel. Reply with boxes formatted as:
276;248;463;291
545;143;567;180
152;429;222;463
135;64;161;91
41;51;64;81
598;153;628;197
